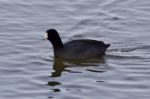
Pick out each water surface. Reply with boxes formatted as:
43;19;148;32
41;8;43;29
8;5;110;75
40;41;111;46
0;0;150;99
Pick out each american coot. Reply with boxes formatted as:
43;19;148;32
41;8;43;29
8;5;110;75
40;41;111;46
44;29;110;60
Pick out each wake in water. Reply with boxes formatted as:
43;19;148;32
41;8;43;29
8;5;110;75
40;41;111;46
107;45;150;52
106;45;150;59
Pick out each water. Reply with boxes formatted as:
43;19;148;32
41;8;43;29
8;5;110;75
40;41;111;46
0;0;150;99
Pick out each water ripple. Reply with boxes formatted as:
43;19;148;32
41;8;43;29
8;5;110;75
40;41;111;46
1;0;150;99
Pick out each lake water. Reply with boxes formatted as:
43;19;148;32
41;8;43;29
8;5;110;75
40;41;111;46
0;0;150;99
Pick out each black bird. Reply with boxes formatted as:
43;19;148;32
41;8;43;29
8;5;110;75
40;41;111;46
44;29;110;60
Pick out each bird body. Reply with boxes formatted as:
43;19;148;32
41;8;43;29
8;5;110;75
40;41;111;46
45;29;110;60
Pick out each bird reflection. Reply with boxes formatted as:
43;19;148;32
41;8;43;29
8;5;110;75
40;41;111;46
50;55;106;78
47;81;61;86
47;56;107;97
51;58;65;77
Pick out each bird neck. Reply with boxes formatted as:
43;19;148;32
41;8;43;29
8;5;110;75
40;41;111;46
49;36;64;50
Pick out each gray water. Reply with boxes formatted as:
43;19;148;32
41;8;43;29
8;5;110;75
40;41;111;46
0;0;150;99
